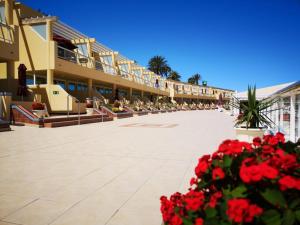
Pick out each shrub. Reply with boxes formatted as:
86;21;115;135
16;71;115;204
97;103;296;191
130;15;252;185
32;102;45;110
160;133;300;225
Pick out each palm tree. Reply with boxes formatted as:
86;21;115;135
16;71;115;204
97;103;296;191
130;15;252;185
148;56;171;77
188;73;201;85
167;71;181;81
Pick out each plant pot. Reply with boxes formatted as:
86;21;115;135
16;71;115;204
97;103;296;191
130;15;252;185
235;127;265;142
32;110;46;118
86;108;94;116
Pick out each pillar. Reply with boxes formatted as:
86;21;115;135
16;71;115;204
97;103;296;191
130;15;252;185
129;88;133;102
5;0;13;25
88;78;93;97
47;69;53;85
290;94;296;142
112;83;116;100
141;91;144;99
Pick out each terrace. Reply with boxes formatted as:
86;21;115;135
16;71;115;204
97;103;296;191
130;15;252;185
0;110;235;225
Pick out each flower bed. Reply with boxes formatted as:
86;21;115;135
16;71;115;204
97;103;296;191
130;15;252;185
160;133;300;225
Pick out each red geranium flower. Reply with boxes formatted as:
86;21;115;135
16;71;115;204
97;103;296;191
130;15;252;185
253;137;262;147
278;176;300;191
194;218;204;225
212;167;225;180
226;198;263;223
170;215;182;225
208;191;222;208
184;190;205;211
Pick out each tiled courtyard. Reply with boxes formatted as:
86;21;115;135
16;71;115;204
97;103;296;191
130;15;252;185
0;111;234;225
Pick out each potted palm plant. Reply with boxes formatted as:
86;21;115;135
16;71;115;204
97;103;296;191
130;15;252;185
232;86;277;142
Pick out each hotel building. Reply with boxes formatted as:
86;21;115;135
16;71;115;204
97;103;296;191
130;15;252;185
0;0;234;127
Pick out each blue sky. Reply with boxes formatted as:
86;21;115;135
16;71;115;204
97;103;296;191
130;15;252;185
21;0;300;91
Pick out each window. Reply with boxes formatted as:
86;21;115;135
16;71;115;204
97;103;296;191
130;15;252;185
76;44;88;57
68;83;76;91
77;83;87;92
26;75;34;85
54;80;66;89
0;6;5;23
31;24;47;40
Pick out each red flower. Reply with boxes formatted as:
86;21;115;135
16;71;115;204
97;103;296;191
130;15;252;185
261;163;278;179
226;198;263;223
190;177;198;186
268;136;279;146
240;164;262;183
278;176;300;191
253;137;262;147
260;145;274;158
194;218;203;225
240;160;278;183
275;132;285;143
170;215;182;225
218;140;244;155
184;190;205;211
212;167;225;180
195;155;211;177
245;204;263;223
208;191;222;208
195;161;209;177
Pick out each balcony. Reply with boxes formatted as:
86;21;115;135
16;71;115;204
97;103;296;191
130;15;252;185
56;46;165;92
0;22;14;44
0;22;18;61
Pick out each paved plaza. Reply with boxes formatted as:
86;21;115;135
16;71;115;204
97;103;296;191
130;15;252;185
0;111;234;225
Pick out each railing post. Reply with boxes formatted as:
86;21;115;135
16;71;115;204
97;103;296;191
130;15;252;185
67;95;69;117
78;100;80;125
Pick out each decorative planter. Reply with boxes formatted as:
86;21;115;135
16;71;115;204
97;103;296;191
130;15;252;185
235;127;265;142
86;108;94;116
32;110;46;118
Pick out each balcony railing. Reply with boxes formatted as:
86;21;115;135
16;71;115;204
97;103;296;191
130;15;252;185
0;22;14;44
56;46;228;96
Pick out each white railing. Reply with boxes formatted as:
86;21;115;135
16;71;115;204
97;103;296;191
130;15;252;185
58;46;92;67
0;22;14;44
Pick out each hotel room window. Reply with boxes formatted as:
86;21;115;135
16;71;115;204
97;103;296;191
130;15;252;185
0;6;5;23
68;83;76;91
54;80;66;89
76;44;88;57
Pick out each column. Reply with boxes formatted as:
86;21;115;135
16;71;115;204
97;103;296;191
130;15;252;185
290;94;296;142
5;0;13;25
88;78;93;97
47;69;53;85
279;98;284;133
129;88;133;102
112;83;116;100
141;91;144;99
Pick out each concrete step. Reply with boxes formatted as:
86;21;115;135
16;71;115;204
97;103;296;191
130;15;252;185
44;114;109;123
44;116;113;128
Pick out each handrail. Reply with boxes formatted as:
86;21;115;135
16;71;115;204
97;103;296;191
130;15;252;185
0;22;14;44
93;96;104;123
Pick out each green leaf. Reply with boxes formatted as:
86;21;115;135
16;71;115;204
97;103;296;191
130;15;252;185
282;209;295;225
223;155;232;168
205;207;217;218
290;198;300;209
261;189;287;208
295;210;300;222
182;217;193;225
261;209;281;225
231;185;247;198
